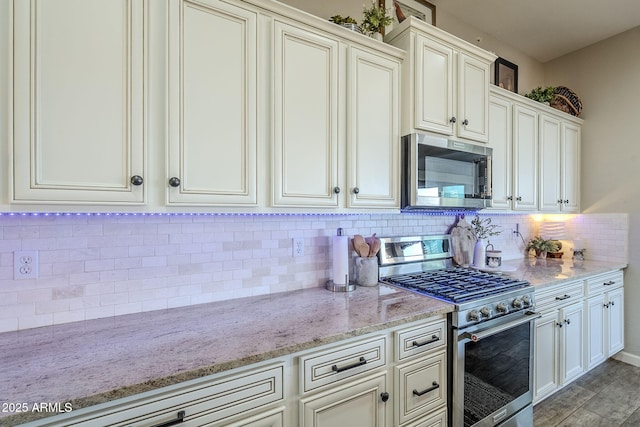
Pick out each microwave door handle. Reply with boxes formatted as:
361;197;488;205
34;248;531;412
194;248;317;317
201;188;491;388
461;311;541;342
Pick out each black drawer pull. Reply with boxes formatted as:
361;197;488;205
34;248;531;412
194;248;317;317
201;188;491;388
152;410;185;427
413;335;440;348
413;381;440;397
332;356;367;373
555;294;571;301
604;280;616;286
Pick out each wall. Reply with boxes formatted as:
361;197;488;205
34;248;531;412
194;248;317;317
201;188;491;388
545;26;640;362
0;212;627;333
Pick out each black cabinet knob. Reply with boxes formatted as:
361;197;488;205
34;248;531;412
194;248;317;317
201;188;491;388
333;186;341;194
462;119;469;125
380;392;389;402
168;177;181;188
353;187;360;194
449;117;457;124
130;175;143;186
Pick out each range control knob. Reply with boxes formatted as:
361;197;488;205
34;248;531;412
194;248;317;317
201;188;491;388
512;298;524;309
468;310;481;322
496;302;508;314
522;295;532;307
480;307;492;318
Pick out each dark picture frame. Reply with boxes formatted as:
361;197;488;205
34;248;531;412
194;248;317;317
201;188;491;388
495;57;518;93
380;0;436;27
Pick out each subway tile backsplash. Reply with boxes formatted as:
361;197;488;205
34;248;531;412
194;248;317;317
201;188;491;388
0;212;627;332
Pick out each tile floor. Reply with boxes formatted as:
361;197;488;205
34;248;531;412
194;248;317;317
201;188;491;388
533;359;640;426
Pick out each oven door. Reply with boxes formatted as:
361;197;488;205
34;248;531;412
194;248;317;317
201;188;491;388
452;311;540;427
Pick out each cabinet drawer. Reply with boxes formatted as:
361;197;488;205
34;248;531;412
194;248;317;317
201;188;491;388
30;364;284;427
395;318;447;362
535;281;584;312
403;406;447;427
395;349;447;425
299;336;386;393
586;271;624;295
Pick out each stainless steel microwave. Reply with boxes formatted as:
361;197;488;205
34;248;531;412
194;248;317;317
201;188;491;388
401;133;492;210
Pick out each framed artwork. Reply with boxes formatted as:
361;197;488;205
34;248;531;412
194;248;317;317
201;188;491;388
380;0;436;31
495;57;518;93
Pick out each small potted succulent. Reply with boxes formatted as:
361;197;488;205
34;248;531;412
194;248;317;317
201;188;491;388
361;1;394;40
526;236;559;258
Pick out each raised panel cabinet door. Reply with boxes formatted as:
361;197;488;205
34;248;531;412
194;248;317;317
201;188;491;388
167;0;258;206
457;54;490;142
607;287;624;355
533;310;560;403
560;302;585;385
488;94;512;210
299;373;387;427
347;46;400;208
561;122;581;212
538;114;562;212
272;20;340;207
414;33;454;136
512;104;538;211
12;0;146;204
585;295;606;370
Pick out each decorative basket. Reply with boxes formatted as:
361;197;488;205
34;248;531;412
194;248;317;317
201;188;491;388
550;86;582;117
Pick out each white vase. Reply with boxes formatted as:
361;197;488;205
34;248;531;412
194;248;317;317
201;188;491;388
370;32;383;41
472;238;487;268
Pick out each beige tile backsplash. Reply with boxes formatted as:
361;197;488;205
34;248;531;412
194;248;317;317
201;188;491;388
0;212;627;332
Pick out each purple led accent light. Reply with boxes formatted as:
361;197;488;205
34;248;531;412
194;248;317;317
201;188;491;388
0;210;472;217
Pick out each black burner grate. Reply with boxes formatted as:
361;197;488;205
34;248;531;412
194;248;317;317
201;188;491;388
382;268;530;303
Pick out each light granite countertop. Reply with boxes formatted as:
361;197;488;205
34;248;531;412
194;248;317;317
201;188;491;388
0;258;625;426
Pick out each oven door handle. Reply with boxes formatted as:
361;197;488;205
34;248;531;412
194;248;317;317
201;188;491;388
461;311;541;342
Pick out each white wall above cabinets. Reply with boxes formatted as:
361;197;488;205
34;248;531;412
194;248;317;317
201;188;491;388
488;86;583;213
11;0;147;205
5;0;402;213
385;17;496;144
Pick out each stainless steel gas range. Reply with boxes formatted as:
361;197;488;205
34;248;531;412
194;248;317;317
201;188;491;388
378;234;538;427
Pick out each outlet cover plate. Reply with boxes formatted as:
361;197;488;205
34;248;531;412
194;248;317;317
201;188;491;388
14;250;39;279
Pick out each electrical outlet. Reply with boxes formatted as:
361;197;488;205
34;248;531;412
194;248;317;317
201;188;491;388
292;238;304;257
14;250;39;279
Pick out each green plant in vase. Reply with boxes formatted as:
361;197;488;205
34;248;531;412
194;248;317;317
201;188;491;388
524;86;556;104
526;236;559;258
361;1;394;38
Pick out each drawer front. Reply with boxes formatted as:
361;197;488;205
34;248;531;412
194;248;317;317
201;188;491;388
32;364;284;427
403;406;447;427
299;336;386;393
395;318;447;362
395;349;447;425
535;281;584;312
586;270;624;295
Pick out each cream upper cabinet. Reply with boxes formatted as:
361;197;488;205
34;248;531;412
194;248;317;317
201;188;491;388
512;103;539;211
539;114;562;211
488;94;513;210
11;0;146;204
561;122;581;212
167;0;258;206
386;17;495;143
272;20;340;208
347;46;400;208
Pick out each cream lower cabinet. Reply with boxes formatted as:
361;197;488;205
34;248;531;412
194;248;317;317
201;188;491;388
11;0;146;204
534;281;585;403
272;19;401;208
385;17;495;143
585;271;625;369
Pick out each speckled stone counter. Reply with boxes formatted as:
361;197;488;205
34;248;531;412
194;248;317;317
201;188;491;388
0;284;452;426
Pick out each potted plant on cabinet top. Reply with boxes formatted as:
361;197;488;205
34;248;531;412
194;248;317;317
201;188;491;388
329;15;361;33
361;1;394;40
526;236;559;258
524;86;556;104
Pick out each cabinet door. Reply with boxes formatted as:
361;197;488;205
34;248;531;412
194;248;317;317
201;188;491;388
488;94;512;209
272;20;340;207
607;287;624;355
538;114;562;212
585;295;606;369
167;0;258;206
533;311;559;403
512;104;538;211
560;302;585;385
12;0;146;204
300;373;387;427
347;46;400;208
414;33;454;136
561;122;581;212
457;54;490;142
